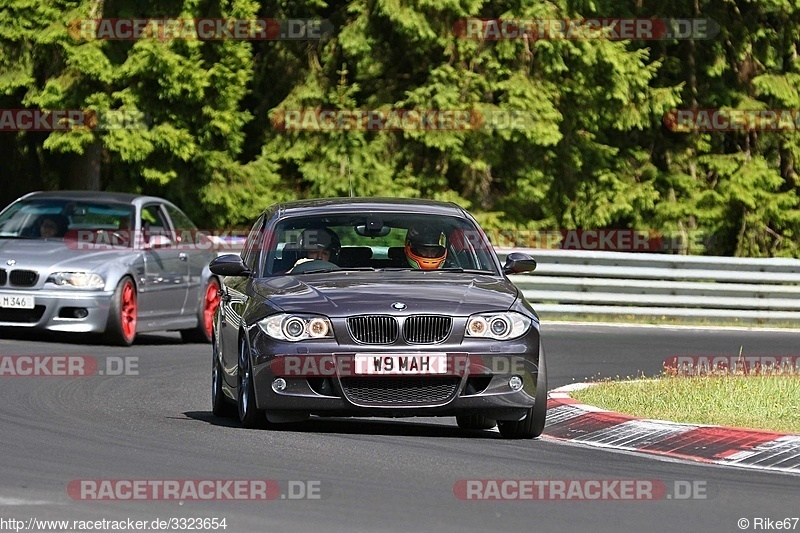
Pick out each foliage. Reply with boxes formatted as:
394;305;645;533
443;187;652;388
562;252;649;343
2;0;800;255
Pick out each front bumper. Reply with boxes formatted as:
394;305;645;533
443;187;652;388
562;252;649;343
246;325;543;420
0;288;114;333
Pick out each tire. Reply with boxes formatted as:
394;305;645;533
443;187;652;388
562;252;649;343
211;332;236;418
237;336;266;428
181;278;221;343
456;413;497;430
498;345;548;439
104;276;137;346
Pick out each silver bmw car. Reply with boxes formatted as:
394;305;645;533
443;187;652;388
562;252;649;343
0;191;220;345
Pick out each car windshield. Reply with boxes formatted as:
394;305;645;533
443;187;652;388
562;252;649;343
0;198;134;243
260;212;499;276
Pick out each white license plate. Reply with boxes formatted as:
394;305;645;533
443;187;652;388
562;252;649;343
354;354;448;375
0;295;35;309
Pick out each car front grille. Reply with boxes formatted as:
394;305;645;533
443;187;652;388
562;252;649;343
403;315;452;343
0;269;6;285
347;316;399;344
0;305;45;323
347;315;453;344
9;270;38;287
340;377;460;405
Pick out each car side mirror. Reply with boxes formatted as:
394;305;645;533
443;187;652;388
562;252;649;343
502;252;537;275
210;254;253;277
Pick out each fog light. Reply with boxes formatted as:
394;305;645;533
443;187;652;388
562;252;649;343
58;307;90;319
272;378;287;392
509;375;523;391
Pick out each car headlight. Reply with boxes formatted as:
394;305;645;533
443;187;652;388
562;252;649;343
465;312;531;340
258;314;334;342
47;272;105;289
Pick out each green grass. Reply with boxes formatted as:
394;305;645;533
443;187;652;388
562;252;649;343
570;376;800;434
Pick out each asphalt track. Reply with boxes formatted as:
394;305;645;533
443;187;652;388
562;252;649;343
0;324;798;533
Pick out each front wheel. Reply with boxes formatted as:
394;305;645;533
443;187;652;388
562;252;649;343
498;346;548;439
237;337;266;428
104;276;137;346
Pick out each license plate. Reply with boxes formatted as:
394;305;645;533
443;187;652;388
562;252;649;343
0;295;35;309
354;354;448;375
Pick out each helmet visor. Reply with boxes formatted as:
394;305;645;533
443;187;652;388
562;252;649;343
411;244;446;258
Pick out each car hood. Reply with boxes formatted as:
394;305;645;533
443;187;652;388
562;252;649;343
252;271;519;317
0;239;136;271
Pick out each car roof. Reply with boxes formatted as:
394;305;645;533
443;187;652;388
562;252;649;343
273;197;468;218
19;190;167;206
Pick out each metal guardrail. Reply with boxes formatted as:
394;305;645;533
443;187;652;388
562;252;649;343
499;249;800;323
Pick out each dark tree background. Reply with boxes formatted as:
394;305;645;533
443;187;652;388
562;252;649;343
2;0;799;256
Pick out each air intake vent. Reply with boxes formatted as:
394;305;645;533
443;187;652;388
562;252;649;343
0;269;6;286
341;377;460;405
0;305;45;323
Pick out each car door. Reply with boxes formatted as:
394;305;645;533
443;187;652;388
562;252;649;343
164;203;215;315
136;203;189;320
219;215;263;384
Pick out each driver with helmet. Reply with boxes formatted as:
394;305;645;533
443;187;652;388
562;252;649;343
405;226;448;270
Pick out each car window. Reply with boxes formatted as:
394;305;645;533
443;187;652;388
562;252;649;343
141;204;172;234
165;205;196;232
0;199;133;241
241;215;266;272
165;204;205;248
261;212;498;276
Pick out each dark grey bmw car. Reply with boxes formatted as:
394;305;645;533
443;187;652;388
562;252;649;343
210;198;546;438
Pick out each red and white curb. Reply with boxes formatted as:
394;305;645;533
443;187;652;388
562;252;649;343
544;383;800;475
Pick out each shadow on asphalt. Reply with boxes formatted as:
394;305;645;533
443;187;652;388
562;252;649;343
183;411;501;439
0;328;187;346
